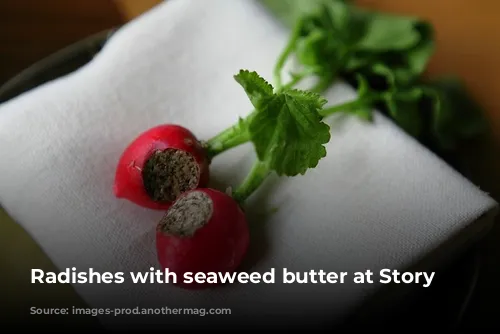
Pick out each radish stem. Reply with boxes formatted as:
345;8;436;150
231;160;270;204
319;96;375;117
274;17;305;90
204;114;254;159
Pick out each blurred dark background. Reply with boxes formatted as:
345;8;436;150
0;0;499;330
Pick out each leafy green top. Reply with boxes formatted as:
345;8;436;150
234;70;330;176
259;0;486;152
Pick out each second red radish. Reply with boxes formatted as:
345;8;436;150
155;188;250;289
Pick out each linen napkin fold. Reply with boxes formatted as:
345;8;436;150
0;0;497;330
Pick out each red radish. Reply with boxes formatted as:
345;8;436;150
113;124;209;210
156;188;249;289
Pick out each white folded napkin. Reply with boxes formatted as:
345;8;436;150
0;0;497;330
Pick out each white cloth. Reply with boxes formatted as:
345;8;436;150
0;0;497;330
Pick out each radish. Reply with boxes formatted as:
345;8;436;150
155;158;269;289
156;188;249;289
155;70;331;289
113;124;211;210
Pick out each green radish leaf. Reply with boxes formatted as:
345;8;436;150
234;70;331;176
233;70;274;109
353;11;421;51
